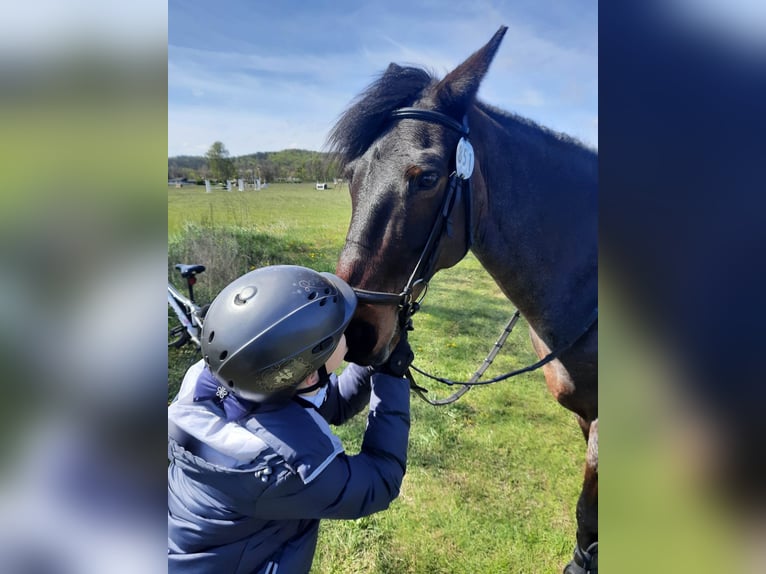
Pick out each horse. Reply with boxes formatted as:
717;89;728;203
327;27;598;573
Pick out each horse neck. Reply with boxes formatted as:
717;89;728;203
467;105;598;346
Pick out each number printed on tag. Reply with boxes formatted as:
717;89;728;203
455;137;474;179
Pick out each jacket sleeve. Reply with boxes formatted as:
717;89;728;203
253;373;410;520
318;363;374;425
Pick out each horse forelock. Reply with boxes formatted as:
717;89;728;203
325;65;436;168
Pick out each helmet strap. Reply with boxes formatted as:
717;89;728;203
295;365;331;396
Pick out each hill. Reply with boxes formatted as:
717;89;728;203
168;149;340;183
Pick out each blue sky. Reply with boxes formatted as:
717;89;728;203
168;0;597;157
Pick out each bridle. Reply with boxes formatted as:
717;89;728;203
352;106;475;320
351;106;598;405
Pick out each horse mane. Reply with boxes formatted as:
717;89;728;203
326;65;436;168
477;101;597;156
326;64;597;168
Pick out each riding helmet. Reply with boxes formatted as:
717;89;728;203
201;265;357;404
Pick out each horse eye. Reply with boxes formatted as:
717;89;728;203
417;172;439;190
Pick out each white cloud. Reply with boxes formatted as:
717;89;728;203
168;105;331;156
168;1;597;156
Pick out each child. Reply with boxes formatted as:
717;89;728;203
168;265;413;573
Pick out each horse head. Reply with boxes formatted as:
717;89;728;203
329;27;507;366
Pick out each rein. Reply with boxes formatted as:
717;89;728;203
353;106;597;406
409;307;598;405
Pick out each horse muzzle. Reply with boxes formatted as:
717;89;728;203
343;306;398;366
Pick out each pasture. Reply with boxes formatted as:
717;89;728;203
168;183;583;572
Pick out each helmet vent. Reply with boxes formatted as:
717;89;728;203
319;299;327;307
308;291;317;300
333;296;338;303
208;331;215;343
219;350;228;360
234;286;257;305
312;336;334;354
324;288;331;294
227;380;234;387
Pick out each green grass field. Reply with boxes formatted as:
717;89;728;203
168;183;583;572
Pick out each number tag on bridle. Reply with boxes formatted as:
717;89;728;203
455;137;474;179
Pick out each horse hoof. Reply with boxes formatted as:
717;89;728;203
563;541;597;574
563;561;596;574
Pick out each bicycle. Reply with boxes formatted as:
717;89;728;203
168;263;208;350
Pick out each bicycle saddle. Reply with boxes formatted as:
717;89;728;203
175;264;206;277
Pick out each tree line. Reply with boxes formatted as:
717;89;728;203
168;142;341;184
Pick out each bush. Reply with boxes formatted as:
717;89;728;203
169;222;335;297
168;222;328;394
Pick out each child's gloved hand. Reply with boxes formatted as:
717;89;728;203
377;330;414;378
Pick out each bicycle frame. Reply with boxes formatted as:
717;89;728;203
168;263;207;350
168;282;203;348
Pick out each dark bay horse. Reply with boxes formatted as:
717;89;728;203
328;27;597;573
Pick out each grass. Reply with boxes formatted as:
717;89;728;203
168;183;583;572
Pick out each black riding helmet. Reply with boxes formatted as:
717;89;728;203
201;265;357;404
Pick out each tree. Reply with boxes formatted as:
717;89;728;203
205;141;235;182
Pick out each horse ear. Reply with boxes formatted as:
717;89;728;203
435;26;508;116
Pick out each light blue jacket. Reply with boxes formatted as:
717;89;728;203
168;361;410;574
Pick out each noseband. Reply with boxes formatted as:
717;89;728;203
352;106;475;324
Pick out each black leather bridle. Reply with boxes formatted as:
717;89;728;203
352;106;597;405
352;107;474;323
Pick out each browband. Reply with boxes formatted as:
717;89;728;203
390;107;469;136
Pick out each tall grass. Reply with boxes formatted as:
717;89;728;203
168;183;583;572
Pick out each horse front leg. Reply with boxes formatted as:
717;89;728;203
565;417;598;573
529;329;598;571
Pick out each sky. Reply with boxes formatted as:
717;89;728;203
168;0;597;157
